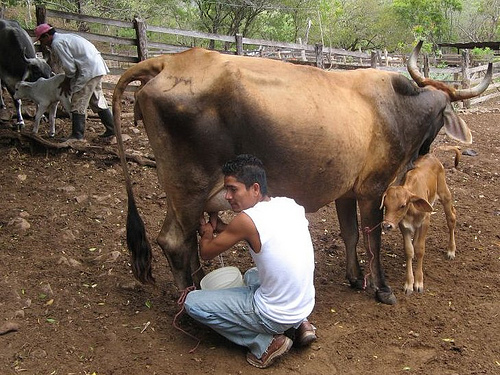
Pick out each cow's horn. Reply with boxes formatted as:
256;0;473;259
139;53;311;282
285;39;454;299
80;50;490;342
22;51;36;66
407;40;425;87
408;40;493;101
23;46;39;62
22;47;30;63
450;63;492;101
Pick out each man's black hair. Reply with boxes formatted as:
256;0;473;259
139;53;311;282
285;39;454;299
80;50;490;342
222;154;268;196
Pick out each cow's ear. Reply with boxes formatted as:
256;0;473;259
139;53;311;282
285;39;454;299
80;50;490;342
379;192;387;210
410;196;433;212
443;104;472;144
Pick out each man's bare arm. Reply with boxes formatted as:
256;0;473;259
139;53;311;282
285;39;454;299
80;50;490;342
198;213;255;260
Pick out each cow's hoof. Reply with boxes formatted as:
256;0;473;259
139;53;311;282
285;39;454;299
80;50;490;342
414;285;424;293
348;278;364;290
446;251;456;260
404;287;413;295
11;123;23;132
376;288;397;305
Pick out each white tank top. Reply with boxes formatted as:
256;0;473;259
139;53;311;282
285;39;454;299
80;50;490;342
244;197;315;324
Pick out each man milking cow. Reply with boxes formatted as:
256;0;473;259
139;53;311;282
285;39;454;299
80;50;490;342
34;23;115;141
185;154;317;369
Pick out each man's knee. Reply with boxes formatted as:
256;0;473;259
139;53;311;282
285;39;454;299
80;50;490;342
244;267;259;286
184;290;201;316
184;290;213;321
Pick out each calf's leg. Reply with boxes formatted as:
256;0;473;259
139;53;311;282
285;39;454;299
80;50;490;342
399;224;415;294
46;102;58;137
438;184;457;260
32;103;49;134
412;216;430;293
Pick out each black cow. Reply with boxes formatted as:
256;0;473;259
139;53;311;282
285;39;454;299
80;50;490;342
0;19;52;128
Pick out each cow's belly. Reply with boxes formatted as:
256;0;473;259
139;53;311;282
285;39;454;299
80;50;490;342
140;71;382;213
233;112;373;212
248;132;369;212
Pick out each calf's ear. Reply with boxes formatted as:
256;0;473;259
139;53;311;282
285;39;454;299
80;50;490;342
410;196;433;213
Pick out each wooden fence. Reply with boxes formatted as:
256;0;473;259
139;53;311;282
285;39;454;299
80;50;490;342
33;5;500;106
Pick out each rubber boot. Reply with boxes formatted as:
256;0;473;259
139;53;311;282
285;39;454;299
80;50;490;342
97;108;115;138
64;112;85;141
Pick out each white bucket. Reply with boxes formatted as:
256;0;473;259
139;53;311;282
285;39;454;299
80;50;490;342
200;266;245;290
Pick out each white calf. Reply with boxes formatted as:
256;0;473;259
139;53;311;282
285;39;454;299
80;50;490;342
380;150;459;294
14;73;71;137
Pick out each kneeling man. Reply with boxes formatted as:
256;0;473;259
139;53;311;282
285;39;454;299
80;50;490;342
185;154;316;369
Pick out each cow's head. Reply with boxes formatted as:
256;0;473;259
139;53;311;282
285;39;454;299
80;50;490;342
407;40;492;146
380;186;433;232
408;41;492;103
22;53;52;82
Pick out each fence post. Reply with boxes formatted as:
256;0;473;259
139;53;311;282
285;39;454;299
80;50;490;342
134;17;148;61
35;6;50;60
423;53;429;78
461;49;471;108
35;5;46;25
298;37;307;61
315;43;323;69
235;33;243;55
370;51;377;68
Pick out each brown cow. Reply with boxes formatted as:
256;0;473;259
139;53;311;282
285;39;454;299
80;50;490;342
380;147;460;294
112;41;491;305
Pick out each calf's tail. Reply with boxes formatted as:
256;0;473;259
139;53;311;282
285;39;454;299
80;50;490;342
112;56;170;285
434;145;461;168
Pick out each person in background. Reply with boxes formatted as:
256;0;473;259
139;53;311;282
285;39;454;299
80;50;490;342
185;154;317;369
34;23;115;141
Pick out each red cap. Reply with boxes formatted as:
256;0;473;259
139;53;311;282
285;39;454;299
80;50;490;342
34;23;53;40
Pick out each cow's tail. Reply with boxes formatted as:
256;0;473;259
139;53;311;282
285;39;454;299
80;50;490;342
112;56;169;285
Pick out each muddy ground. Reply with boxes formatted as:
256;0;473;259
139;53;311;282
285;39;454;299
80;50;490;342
0;92;499;375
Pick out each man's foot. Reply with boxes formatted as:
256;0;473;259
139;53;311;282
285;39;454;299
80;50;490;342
61;132;84;142
246;334;293;369
294;320;317;347
98;130;115;138
61;136;84;143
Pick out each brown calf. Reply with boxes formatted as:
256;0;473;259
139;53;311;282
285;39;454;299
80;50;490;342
380;148;459;294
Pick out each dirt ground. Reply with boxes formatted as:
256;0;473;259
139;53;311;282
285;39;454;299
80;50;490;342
0;90;499;375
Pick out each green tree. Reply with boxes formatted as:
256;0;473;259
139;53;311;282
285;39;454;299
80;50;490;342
457;0;499;41
313;0;394;51
251;10;296;42
392;0;463;45
478;0;500;39
191;0;277;48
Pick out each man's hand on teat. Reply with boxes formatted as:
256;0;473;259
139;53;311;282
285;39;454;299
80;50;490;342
199;214;215;239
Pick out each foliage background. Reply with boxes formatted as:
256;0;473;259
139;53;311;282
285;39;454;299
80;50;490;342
2;0;499;53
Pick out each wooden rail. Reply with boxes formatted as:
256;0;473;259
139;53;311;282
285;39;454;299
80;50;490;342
33;5;499;106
